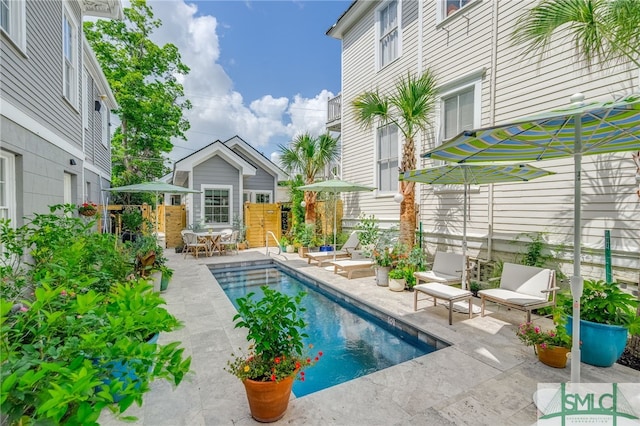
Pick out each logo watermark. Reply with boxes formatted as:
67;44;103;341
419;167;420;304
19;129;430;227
536;383;640;425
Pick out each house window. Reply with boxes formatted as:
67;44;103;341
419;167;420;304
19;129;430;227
377;0;400;69
0;151;16;223
443;86;475;140
0;0;26;51
62;6;78;106
254;192;271;204
443;0;471;17
377;124;399;193
203;186;231;225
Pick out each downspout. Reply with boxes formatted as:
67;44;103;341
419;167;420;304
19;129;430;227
487;0;500;260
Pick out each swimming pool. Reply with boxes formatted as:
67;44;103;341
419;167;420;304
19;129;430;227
212;263;440;397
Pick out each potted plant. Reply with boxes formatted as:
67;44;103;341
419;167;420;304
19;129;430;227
78;202;98;217
1;280;191;424
294;224;316;258
388;267;407;292
371;247;395;286
226;286;322;422
557;279;640;367
120;207;144;243
159;265;173;292
516;319;571;368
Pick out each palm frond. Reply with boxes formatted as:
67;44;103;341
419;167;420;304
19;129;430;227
352;91;389;129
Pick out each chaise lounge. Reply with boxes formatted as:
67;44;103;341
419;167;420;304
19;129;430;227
306;231;361;267
332;258;375;279
479;262;558;322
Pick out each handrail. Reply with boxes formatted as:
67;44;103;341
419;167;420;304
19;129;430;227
265;231;284;258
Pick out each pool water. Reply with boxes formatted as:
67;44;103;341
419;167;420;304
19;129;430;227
213;265;436;397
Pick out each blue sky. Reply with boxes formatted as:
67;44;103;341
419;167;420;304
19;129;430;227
145;0;351;164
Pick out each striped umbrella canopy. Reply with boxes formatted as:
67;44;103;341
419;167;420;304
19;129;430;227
422;92;640;384
400;163;555;289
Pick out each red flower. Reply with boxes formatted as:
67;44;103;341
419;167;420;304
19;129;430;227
318;351;323;357
315;357;319;361
274;357;280;364
270;374;276;382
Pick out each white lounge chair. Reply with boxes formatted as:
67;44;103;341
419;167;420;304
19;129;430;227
413;251;466;286
479;262;558;322
332;259;375;279
306;231;361;267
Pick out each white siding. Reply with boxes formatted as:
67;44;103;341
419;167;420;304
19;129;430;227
334;0;640;281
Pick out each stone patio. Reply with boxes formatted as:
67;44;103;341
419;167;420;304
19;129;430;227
100;248;640;425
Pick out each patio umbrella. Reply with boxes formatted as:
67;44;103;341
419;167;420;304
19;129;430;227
104;181;201;234
400;163;555;290
421;92;640;384
297;179;375;261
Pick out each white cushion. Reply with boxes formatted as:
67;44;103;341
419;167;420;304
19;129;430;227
415;283;471;299
414;270;460;284
479;288;546;307
498;263;551;297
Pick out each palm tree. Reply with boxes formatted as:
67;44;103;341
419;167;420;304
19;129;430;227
352;70;438;247
512;0;640;68
278;133;340;224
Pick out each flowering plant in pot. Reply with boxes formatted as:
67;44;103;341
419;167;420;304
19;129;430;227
78;202;98;216
516;315;571;368
226;286;321;422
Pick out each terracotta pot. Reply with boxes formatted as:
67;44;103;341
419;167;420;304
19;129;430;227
242;376;294;422
536;344;569;368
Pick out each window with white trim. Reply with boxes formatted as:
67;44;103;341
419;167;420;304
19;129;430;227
0;0;26;51
203;186;231;225
62;6;78;106
0;151;16;223
443;0;472;18
443;86;475;140
83;70;89;129
254;191;271;204
377;124;399;193
377;0;400;69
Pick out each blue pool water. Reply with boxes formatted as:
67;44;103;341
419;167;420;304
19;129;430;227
213;265;436;397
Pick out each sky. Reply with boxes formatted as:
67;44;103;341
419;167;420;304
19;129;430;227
142;0;352;165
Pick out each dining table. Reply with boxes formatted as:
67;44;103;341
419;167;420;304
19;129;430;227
195;232;224;256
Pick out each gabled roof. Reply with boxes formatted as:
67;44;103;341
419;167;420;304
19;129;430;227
172;140;257;186
326;1;366;39
223;136;288;181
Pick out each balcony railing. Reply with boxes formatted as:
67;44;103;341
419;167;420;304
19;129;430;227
327;94;342;125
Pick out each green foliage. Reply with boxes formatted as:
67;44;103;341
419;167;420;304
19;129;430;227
512;0;640;69
1;281;191;424
355;213;380;247
289;175;306;229
232;214;247;243
516;321;571;349
514;232;566;282
83;0;192;196
294;223;316;247
227;287;321;382
556;279;640;334
0;205;131;299
121;206;144;233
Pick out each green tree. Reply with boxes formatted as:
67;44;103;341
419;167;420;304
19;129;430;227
278;133;340;224
512;0;640;68
352;70;438;247
84;0;192;203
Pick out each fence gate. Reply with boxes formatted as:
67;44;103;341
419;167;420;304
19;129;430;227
244;203;281;248
160;205;186;248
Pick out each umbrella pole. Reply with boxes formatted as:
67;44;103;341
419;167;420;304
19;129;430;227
333;192;338;262
461;179;468;290
570;121;584;385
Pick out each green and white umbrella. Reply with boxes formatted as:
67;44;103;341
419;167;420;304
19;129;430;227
104;181;201;233
400;163;555;289
422;92;640;383
297;179;375;261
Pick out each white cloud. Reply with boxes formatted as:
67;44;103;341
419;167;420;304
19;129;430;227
146;1;335;162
